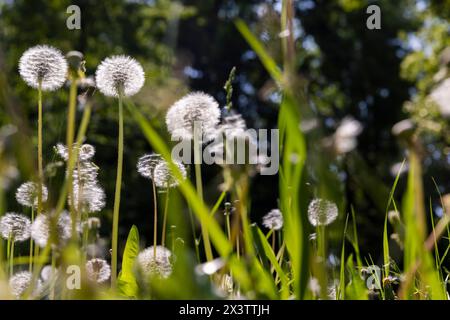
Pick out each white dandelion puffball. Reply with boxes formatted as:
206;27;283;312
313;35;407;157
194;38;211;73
71;183;106;213
85;258;111;283
31;211;77;248
262;209;283;231
218;112;247;139
19;45;68;91
40;265;58;282
95;55;145;97
55;143;95;162
9;271;41;299
15;181;48;208
166;92;221;140
0;213;31;242
307;198;338;227
136;246;173;278
153;160;187;188
72;161;99;185
137;153;163;179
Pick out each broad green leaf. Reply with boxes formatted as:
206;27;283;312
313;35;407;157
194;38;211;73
117;225;140;298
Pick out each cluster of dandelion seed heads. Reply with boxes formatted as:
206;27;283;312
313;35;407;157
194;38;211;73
85;258;111;283
0;213;31;242
19;45;68;91
307;198;338;227
57;142;106;214
136;246;173;278
166;92;221;140
15;181;48;208
31;211;77;248
137;153;163;179
95;55;145;98
55;143;95;162
262;209;283;231
153;160;187;188
9;271;41;299
71;183;106;213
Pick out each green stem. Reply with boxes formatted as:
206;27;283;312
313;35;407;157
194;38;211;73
193;133;213;261
37;83;43;216
152;180;158;258
225;213;232;241
9;239;14;277
50;249;56;300
111;94;124;287
272;230;276;253
29;207;34;272
67;80;78;240
161;187;170;247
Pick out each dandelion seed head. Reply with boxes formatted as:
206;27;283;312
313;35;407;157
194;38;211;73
15;181;48;208
85;258;111;283
31;211;78;248
153;160;187;188
136;246;173;278
72;161;99;184
95;55;145;97
0;213;31;242
9;271;41;299
262;209;283;231
217;113;247;138
40;265;57;282
307;198;338;227
166;92;220;140
55;143;95;162
19;45;68;91
136;153;163;179
70;183;106;213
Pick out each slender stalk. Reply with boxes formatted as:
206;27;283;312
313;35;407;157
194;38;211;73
50;249;56;300
193;131;213;261
152;180;158;258
225;213;232;241
111;93;124;287
272;230;276;252
9;239;14;277
66;79;78;240
37;83;43;216
29;207;34;272
161;187;170;247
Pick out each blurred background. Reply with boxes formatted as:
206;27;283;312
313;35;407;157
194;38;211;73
0;0;448;267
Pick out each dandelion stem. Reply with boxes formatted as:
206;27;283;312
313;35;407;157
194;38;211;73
29;207;34;272
50;249;56;300
161;187;170;247
66;79;78;240
225;213;232;241
9;238;14;277
152;180;158;258
37;82;43;216
111;93;124;287
272;230;276;253
193;131;213;261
